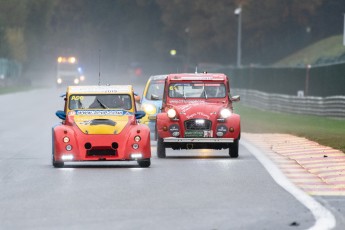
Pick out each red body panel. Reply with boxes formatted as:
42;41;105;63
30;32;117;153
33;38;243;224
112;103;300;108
156;73;241;149
53;115;151;162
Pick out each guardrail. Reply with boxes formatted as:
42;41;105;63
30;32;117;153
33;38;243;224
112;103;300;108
233;89;345;118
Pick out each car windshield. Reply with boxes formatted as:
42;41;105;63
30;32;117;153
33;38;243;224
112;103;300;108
146;80;165;100
68;94;132;110
168;83;226;98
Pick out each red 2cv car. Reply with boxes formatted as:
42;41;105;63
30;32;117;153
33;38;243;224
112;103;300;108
156;73;240;158
52;85;151;168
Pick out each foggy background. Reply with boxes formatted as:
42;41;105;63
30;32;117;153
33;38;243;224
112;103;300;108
0;0;344;86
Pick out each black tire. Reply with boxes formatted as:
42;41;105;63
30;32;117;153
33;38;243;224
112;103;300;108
52;153;64;168
138;159;151;168
157;137;166;158
229;139;239;158
154;124;157;141
53;160;64;168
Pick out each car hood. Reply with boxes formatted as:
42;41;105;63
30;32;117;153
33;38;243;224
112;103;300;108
171;103;226;120
73;115;130;134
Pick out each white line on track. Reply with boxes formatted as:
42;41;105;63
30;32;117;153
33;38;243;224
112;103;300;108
241;138;336;230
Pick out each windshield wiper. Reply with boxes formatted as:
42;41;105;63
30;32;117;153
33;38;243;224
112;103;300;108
97;98;108;109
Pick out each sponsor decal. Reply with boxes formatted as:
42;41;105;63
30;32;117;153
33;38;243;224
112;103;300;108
74;110;133;116
169;124;180;133
169;124;180;136
69;85;131;93
68;111;76;116
217;125;228;135
79;120;92;125
180;104;192;113
169;100;206;104
186;112;210;120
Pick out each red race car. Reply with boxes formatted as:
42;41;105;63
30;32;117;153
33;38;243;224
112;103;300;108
52;85;151;167
156;73;241;158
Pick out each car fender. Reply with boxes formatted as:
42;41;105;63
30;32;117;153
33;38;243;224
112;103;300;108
124;124;151;157
52;124;80;159
156;112;171;137
226;113;241;139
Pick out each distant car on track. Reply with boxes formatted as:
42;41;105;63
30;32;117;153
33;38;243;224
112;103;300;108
156;73;241;158
56;56;85;86
140;75;167;139
52;85;151;168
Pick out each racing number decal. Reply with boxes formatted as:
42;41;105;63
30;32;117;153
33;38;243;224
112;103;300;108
71;96;84;100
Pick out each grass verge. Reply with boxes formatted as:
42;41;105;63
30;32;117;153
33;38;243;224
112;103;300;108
235;104;345;153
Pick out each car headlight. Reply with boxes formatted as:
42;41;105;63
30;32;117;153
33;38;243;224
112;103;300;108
74;78;80;84
142;104;156;115
220;108;232;118
80;75;85;81
57;78;62;84
167;109;177;118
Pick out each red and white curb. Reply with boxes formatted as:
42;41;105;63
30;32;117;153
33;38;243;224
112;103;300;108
242;133;337;230
243;133;345;196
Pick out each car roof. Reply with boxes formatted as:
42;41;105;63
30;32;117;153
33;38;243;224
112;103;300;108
67;85;133;94
149;75;168;81
167;73;227;81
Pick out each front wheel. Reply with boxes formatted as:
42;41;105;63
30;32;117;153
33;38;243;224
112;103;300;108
52;151;64;168
138;159;151;168
229;139;239;158
52;155;64;168
157;137;166;158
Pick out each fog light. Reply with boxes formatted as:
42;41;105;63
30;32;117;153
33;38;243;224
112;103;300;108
172;131;180;137
132;143;139;149
62;154;74;160
134;135;141;142
63;136;70;143
131;153;143;159
163;126;168;131
229;127;235;132
217;132;224;137
66;145;72;151
57;78;62;84
74;78;80;84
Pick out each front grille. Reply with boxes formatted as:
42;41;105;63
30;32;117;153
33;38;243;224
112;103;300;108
86;149;116;156
184;119;212;130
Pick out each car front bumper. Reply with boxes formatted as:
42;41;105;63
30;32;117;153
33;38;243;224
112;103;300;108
163;137;234;143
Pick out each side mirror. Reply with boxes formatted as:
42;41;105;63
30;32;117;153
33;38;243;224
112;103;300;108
150;94;160;100
56;110;66;120
135;110;146;119
231;95;240;102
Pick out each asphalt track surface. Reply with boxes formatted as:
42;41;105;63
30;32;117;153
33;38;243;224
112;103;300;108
0;87;341;229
